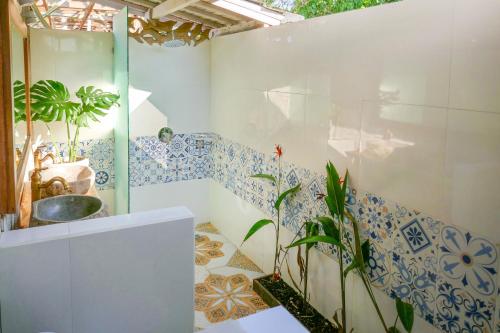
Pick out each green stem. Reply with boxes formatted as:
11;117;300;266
71;125;80;163
273;156;282;278
338;217;346;333
359;272;389;332
304;247;309;307
66;120;72;162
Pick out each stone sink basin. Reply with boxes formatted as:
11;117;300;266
41;165;95;195
32;195;103;226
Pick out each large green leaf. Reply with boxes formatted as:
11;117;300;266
13;80;26;123
30;80;79;122
76;86;119;111
250;173;277;185
396;298;414;333
274;183;301;210
242;219;274;243
287;235;345;250
74;86;119;128
315;216;340;241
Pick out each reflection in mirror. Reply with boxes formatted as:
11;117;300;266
10;22;26;177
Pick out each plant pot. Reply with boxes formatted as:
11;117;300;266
48;156;90;168
253;274;338;333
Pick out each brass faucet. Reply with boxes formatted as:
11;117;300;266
31;167;71;202
34;147;57;169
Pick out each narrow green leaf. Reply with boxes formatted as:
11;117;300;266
315;216;340;241
346;208;366;273
242;219;274;243
274;183;301;210
287;235;345;250
250;173;277;185
396;298;414;333
325;195;339;219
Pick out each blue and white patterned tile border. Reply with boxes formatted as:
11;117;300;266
209;133;499;333
129;133;213;187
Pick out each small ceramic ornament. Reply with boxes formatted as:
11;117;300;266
158;127;174;144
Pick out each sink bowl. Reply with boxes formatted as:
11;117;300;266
32;195;103;226
41;165;95;195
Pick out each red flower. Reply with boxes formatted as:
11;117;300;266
272;272;281;281
274;145;283;158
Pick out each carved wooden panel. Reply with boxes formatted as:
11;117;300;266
128;17;212;46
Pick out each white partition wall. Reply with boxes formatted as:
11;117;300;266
0;208;194;333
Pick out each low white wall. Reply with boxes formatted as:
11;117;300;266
0;207;194;333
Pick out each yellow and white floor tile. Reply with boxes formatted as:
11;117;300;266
194;223;269;332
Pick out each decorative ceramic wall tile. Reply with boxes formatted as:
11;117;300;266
129;133;214;187
435;225;498;332
209;133;498;333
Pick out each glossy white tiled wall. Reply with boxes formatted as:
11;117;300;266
128;39;212;214
129;39;210;136
210;0;500;242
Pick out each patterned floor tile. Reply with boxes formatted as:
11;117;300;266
195;232;237;270
193;223;268;331
226;250;263;273
194;273;268;327
196;222;221;234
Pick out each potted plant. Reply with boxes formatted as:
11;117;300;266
242;146;336;332
288;162;415;333
14;79;119;165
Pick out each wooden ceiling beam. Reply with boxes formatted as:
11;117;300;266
41;0;53;28
151;0;200;18
195;0;249;22
171;11;222;28
31;3;51;28
183;5;238;25
208;0;283;25
78;1;95;30
213;19;259;36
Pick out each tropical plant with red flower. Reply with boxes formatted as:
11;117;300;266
242;144;301;281
288;162;414;333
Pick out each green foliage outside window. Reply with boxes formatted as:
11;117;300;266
265;0;402;19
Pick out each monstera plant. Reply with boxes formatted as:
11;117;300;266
14;80;119;163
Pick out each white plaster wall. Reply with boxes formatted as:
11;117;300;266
209;0;500;331
29;29;116;143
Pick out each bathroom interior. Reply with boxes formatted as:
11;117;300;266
0;0;499;332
